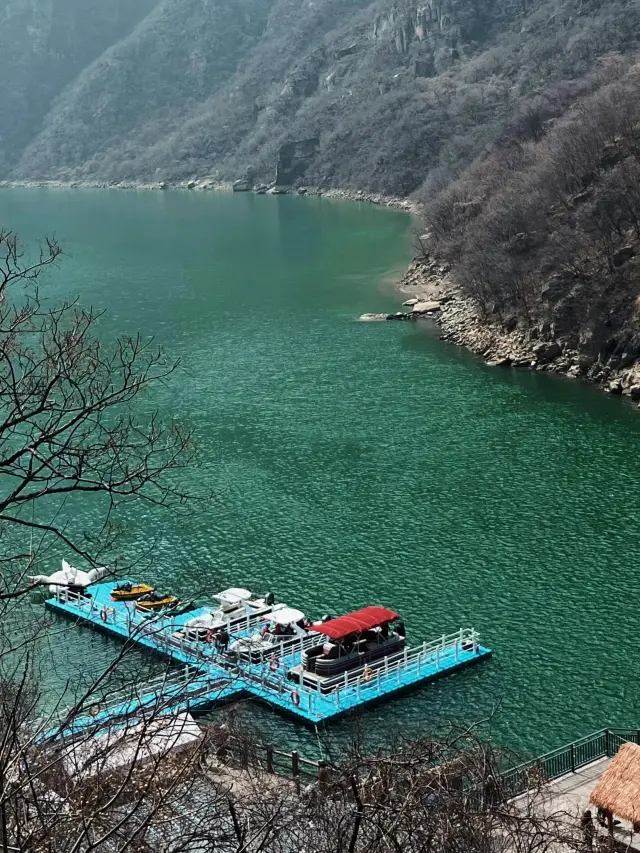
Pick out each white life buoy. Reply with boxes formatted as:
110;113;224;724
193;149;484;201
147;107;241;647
291;690;300;707
100;607;108;623
362;667;373;682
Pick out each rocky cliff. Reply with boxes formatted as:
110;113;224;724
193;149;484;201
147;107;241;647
4;0;639;196
5;0;640;389
413;56;640;400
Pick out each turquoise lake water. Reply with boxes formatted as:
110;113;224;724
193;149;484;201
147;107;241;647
2;187;640;759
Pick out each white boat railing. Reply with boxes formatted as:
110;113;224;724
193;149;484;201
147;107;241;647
52;591;484;720
177;606;279;641
273;628;482;716
230;628;482;718
244;631;320;665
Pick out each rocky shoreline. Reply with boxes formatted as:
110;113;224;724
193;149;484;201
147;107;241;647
0;177;421;214
303;186;421;215
9;175;632;401
392;258;640;406
0;177;235;192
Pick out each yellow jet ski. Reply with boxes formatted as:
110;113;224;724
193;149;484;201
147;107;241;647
135;591;179;613
111;582;155;602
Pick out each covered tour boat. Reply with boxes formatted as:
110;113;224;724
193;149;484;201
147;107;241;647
227;607;308;663
111;582;154;602
287;606;406;692
178;588;276;642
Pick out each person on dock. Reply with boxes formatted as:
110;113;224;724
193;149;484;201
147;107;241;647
214;628;229;651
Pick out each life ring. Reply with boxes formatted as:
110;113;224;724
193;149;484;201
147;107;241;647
100;607;108;623
362;667;373;682
291;690;300;707
269;656;279;672
206;629;215;644
88;704;101;717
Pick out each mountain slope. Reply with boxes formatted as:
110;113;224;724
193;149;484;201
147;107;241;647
0;0;156;174
6;0;640;194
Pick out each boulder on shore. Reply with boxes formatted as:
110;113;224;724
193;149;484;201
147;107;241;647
532;341;561;363
412;300;441;314
402;297;419;307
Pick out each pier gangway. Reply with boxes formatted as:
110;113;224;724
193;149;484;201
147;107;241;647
41;664;238;744
44;581;492;730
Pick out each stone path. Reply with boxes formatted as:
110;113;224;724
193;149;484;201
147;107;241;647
542;757;612;815
516;758;640;852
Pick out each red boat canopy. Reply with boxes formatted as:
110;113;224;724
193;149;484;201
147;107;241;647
313;606;399;641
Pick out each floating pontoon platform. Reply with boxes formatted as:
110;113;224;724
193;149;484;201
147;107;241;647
45;582;492;730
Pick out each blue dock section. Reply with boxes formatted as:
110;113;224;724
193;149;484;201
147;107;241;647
45;582;492;731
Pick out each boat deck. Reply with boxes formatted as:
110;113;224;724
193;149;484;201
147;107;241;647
45;581;492;730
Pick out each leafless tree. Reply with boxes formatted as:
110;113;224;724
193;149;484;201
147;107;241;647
0;231;200;599
214;721;591;853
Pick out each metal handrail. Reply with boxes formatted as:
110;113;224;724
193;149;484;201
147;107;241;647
234;628;482;715
54;591;484;718
319;628;480;702
500;728;640;797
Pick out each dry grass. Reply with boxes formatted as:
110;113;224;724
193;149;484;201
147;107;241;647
591;743;640;823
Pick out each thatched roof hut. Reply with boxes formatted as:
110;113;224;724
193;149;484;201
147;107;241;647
591;742;640;823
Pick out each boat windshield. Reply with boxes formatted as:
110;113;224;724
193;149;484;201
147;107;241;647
213;587;252;605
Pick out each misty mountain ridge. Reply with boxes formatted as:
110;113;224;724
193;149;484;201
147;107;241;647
3;0;639;196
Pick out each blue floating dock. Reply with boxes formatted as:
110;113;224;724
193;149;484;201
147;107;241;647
45;581;492;732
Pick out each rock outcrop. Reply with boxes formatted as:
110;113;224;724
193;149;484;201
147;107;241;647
275;139;320;188
395;256;640;406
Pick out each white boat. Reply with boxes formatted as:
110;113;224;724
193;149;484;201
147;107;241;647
227;607;309;663
180;588;277;641
29;560;108;594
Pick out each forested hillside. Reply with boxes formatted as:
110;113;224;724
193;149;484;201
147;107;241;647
3;0;639;195
5;0;640;386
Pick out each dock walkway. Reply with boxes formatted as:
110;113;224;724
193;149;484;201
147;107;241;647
508;728;640;853
45;581;492;732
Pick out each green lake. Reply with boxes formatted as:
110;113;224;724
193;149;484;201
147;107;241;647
2;187;639;758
